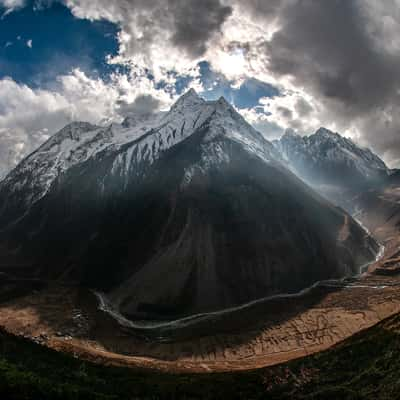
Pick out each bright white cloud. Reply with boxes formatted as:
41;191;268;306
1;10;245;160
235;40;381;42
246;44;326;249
0;0;25;9
64;0;231;81
0;68;179;178
0;0;24;6
26;39;32;48
1;0;399;175
0;0;25;16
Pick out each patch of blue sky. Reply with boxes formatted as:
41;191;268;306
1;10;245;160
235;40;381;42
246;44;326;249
197;61;280;109
0;2;280;113
0;1;119;87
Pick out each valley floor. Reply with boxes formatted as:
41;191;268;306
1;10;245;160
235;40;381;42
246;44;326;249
1;226;400;374
1;253;400;374
2;182;400;396
2;306;400;399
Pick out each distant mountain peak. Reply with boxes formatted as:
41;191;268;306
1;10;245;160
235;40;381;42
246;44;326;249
315;127;337;136
216;95;231;106
55;121;99;140
172;88;204;109
121;114;153;129
282;128;301;140
185;87;198;97
285;128;298;135
274;126;389;188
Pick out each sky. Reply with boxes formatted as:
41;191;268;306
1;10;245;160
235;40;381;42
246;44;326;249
1;0;400;177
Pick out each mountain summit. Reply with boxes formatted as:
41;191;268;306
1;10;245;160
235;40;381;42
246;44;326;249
274;127;389;189
0;90;377;319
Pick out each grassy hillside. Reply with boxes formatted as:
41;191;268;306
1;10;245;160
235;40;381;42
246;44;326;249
1;314;400;399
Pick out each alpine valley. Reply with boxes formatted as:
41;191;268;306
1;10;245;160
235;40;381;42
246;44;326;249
2;90;400;388
0;90;377;319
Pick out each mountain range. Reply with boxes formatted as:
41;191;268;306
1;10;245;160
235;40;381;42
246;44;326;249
0;90;378;319
274;127;390;186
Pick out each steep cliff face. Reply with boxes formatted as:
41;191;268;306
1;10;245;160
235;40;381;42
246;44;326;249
0;91;378;319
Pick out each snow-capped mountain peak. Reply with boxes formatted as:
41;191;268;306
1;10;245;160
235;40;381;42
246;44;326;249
121;113;155;129
0;90;282;227
170;88;205;110
109;90;281;183
281;128;298;138
274;127;389;187
314;127;338;137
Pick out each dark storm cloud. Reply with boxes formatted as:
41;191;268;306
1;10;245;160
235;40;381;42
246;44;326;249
117;94;161;118
264;0;400;114
169;0;232;57
238;0;400;164
235;0;283;20
295;98;313;117
4;0;400;171
277;106;292;119
65;0;231;59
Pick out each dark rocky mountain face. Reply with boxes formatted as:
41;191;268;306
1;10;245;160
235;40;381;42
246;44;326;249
0;91;378;319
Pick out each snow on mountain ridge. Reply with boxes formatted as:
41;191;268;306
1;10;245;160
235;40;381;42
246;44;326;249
274;127;389;185
108;92;281;185
0;90;280;220
0;108;165;220
309;128;387;174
